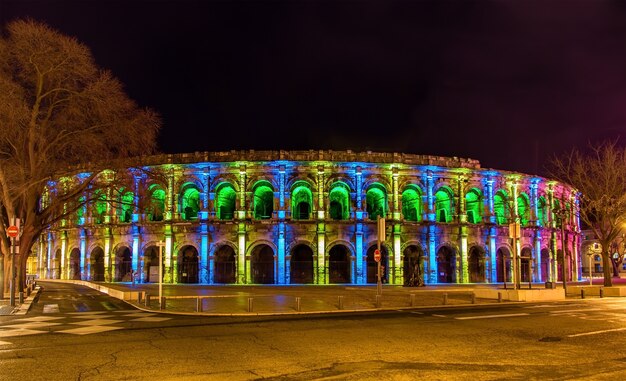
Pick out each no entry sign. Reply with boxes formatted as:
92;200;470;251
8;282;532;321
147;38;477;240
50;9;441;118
374;249;381;262
7;225;19;238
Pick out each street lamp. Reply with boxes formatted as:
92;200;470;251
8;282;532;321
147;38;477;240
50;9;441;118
554;207;568;293
157;241;165;309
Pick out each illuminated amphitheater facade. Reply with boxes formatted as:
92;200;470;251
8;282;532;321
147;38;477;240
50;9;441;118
37;150;582;286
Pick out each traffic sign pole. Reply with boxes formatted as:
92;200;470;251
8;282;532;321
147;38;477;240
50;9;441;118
7;218;20;307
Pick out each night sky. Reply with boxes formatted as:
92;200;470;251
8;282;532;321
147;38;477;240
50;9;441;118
2;0;626;177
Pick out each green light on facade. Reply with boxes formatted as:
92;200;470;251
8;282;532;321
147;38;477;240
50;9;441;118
366;183;387;220
253;182;274;219
401;187;422;222
537;196;546;226
517;193;530;225
435;187;453;223
118;189;134;223
148;184;165;222
465;188;482;224
493;190;510;225
291;184;312;220
216;182;236;220
181;183;200;220
329;182;350;220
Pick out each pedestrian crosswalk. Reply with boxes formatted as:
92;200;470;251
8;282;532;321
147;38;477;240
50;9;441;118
0;309;171;338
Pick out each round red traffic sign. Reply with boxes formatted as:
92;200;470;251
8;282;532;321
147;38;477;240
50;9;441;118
374;249;381;262
6;225;19;238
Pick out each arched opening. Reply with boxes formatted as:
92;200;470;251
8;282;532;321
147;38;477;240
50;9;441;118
437;246;456;283
520;247;533;283
148;184;166;222
216;183;237;220
366;245;388;284
93;190;107;224
540;248;551;282
253;182;274;220
115;246;132;282
465;189;483;224
117;187;134;223
366;183;387;221
493;190;510;225
69;248;81;280
180;183;201;220
290;244;314;284
517;193;530;226
75;195;86;225
291;183;313;220
251;244;275;284
401;187;422;222
52;249;61;279
329;183;350;220
143;246;159;282
178;245;199;283
403;245;424;286
556;249;572;282
435;187;453;223
329;245;351;283
214;245;236;284
90;247;105;281
468;246;486;283
496;247;512;282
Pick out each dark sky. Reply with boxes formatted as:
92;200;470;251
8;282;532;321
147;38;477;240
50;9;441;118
2;0;626;176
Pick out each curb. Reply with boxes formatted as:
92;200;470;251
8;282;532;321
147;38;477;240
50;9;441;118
12;285;42;315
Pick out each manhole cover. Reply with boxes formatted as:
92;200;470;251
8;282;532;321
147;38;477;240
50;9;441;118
539;336;562;342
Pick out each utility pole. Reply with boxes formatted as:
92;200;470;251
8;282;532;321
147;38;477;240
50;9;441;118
376;216;385;296
157;241;165;309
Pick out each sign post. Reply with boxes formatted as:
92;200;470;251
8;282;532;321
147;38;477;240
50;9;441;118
6;218;20;307
376;216;385;296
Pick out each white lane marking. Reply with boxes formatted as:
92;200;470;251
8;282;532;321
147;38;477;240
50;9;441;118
568;327;626;338
57;326;123;335
432;314;446;318
0;340;12;346
549;308;606;314
43;304;59;313
455;313;529;320
410;311;424;315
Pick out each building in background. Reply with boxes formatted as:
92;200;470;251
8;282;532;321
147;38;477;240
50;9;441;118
35;150;581;286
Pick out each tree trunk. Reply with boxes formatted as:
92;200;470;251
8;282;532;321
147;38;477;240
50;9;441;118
602;251;613;287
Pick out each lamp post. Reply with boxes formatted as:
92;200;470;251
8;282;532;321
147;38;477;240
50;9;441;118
554;208;567;293
157;241;165;309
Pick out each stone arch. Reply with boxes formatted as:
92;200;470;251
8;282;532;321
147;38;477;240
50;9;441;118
329;181;351;220
290;180;313;220
496;246;512;282
178;245;200;283
142;244;160;283
52;248;62;279
146;183;166;222
537;196;547;227
114;245;132;282
366;243;390;284
69;248;81;280
520;246;533;283
493;189;510;225
436;245;457;283
434;186;454;223
540;247;551;282
517;192;531;226
468;245;487;283
465;187;483;224
401;185;423;222
180;182;201;220
213;242;237;284
215;181;237;220
328;242;353;284
366;182;388;221
403;244;425;286
249;243;275;284
252;180;275;220
290;243;314;284
90;246;105;281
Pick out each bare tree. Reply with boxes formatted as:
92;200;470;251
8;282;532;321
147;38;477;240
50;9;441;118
0;19;161;293
549;140;626;287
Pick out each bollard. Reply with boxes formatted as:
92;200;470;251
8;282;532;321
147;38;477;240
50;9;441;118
338;295;344;310
295;297;301;312
196;297;203;312
410;293;416;307
160;296;166;310
137;292;143;303
19;291;24;304
247;297;254;312
376;294;381;308
145;293;150;307
442;293;448;305
497;292;502;303
581;289;585;299
600;287;604;298
471;293;476;304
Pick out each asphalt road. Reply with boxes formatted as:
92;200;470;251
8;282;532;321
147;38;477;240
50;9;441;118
0;282;625;380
